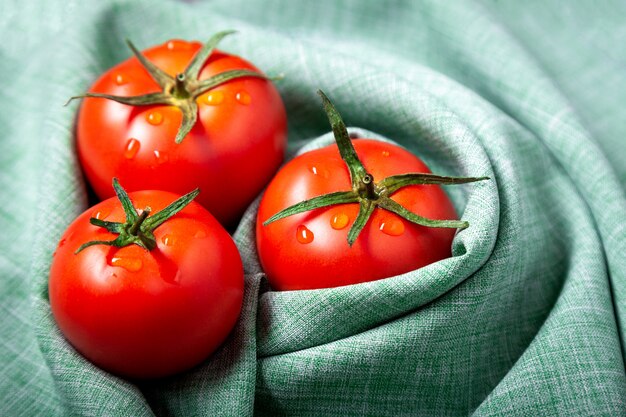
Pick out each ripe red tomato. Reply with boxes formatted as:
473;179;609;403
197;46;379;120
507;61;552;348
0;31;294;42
49;184;243;378
256;139;460;290
75;34;286;227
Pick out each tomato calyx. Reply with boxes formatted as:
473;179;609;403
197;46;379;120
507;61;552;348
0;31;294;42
263;90;489;246
66;30;269;144
75;178;199;253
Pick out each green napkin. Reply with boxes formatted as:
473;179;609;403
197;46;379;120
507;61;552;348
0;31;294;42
1;0;625;415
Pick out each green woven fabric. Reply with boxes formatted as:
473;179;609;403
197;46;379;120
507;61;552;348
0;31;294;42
2;0;625;415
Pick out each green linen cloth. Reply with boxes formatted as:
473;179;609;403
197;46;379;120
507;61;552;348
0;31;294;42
2;0;625;415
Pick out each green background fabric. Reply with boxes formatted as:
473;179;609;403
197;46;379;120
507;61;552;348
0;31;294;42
1;0;625;415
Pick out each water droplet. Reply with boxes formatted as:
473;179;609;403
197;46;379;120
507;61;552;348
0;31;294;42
331;212;350;230
381;150;390;157
309;166;330;178
166;39;191;50
153;150;169;164
91;207;112;220
379;217;405;236
124;138;140;159
296;225;314;244
235;91;251;105
146;111;163;125
194;229;207;238
114;73;127;85
58;238;67;248
204;91;224;105
161;234;177;246
110;256;143;272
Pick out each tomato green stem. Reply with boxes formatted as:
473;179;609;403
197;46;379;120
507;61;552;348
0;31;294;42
65;30;276;144
263;90;490;246
75;178;199;254
173;73;190;99
128;209;151;235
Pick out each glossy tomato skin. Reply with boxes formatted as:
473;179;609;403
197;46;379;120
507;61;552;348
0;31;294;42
256;139;458;291
49;190;244;379
77;39;287;227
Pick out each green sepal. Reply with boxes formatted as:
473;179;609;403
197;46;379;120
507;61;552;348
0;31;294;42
262;90;488;246
89;218;124;233
144;188;200;229
263;191;359;226
125;39;174;88
185;30;237;80
112;178;138;221
378;197;469;229
347;199;376;246
174;100;198;144
66;31;277;144
317;90;368;188
194;69;268;97
64;92;172;108
75;179;200;254
380;173;490;195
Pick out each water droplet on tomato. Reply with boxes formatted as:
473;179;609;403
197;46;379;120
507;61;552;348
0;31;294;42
153;150;169;164
309;165;330;178
161;234;177;246
194;229;207;238
381;150;390;157
110;256;143;272
296;225;314;244
166;39;191;50
124;138;140;159
331;212;350;230
58;238;67;248
235;91;251;105
379;217;405;236
91;207;112;222
113;73;127;85
146;111;163;125
204;90;224;105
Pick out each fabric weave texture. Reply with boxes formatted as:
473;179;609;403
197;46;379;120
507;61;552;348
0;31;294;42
1;0;625;415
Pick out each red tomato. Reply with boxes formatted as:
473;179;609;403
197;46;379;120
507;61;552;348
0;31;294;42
76;37;286;227
49;189;243;378
256;139;458;290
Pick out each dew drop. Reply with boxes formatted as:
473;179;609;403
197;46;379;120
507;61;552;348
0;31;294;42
309;165;330;178
114;73;127;86
379;217;405;236
91;207;112;221
58;238;67;248
161;234;177;246
146;111;163;125
204;91;224;105
194;229;207;239
381;150;390;157
235;91;251;105
166;39;191;50
296;225;314;244
331;212;350;230
110;256;143;272
153;150;169;164
124;138;140;159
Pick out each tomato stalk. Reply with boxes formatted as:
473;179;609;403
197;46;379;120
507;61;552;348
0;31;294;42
66;30;268;144
75;178;199;253
263;90;489;246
